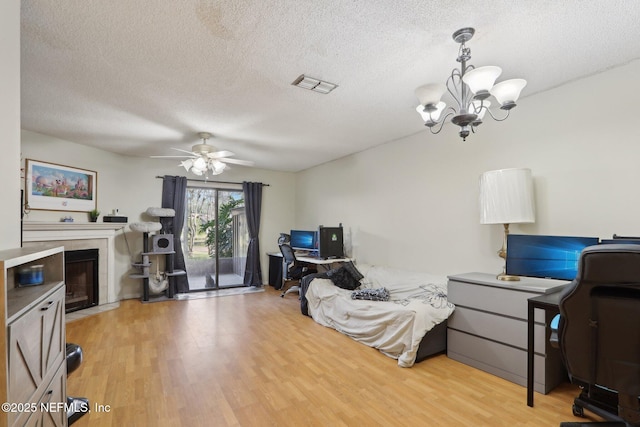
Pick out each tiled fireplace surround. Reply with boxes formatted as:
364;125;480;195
22;222;125;306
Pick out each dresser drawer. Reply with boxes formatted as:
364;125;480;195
448;279;540;321
447;329;554;392
448;306;547;353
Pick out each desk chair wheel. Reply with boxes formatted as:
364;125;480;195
280;285;300;298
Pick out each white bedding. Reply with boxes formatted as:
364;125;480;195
305;264;455;367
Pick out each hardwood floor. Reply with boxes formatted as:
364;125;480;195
66;286;601;426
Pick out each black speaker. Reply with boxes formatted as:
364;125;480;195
152;234;174;253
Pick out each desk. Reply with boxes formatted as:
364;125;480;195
527;291;565;407
296;255;351;267
266;252;350;289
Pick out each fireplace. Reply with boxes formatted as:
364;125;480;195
22;221;125;306
65;249;99;313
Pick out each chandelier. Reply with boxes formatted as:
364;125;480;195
415;27;527;141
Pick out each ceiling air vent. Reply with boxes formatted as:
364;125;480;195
292;74;338;94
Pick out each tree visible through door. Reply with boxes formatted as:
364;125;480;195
183;187;248;291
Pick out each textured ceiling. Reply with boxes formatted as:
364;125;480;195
21;1;640;172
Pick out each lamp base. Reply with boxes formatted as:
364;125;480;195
497;273;520;281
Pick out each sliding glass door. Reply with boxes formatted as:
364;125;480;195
182;186;247;291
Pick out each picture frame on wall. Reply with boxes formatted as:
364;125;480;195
25;159;97;212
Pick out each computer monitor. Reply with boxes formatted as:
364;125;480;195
289;229;317;251
318;226;344;259
506;234;599;281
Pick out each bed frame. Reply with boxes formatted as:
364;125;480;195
414;320;447;362
300;273;447;364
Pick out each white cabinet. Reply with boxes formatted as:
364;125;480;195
0;246;67;427
447;272;568;394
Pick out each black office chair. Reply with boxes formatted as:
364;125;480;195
553;244;640;426
279;243;311;298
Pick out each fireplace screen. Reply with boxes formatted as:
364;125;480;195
65;249;99;313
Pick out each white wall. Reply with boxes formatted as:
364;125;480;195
22;130;295;298
295;59;640;277
0;0;21;250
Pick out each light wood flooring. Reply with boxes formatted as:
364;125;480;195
66;286;602;426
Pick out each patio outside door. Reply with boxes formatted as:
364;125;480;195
182;186;248;291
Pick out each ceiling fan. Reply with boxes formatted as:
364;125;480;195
151;132;255;176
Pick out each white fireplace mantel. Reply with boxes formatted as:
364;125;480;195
22;221;127;237
22;221;127;305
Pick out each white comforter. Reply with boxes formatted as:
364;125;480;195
305;264;455;367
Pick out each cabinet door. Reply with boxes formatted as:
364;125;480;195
8;286;65;409
41;288;66;378
17;362;67;427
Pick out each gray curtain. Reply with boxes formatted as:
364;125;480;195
243;181;263;287
161;175;189;293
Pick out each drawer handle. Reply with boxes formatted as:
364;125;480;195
40;301;54;311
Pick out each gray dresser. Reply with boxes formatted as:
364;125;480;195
447;272;568;394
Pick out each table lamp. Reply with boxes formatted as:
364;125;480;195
479;168;535;281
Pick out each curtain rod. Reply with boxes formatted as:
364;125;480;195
155;176;269;186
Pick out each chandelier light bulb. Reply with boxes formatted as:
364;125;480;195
416;102;446;124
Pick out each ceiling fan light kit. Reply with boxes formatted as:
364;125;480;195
151;132;255;178
415;27;527;141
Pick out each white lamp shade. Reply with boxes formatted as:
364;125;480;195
479;168;535;224
462;66;502;94
416;102;446;122
210;160;227;174
414;83;446;106
490;79;527;105
193;157;207;170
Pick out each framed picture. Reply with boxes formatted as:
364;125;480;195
25;159;97;212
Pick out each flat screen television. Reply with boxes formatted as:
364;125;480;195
506;234;599;280
318;226;344;259
289;229;317;251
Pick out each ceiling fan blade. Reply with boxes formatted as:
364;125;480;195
150;155;196;158
206;150;235;159
170;147;198;155
218;158;255;166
